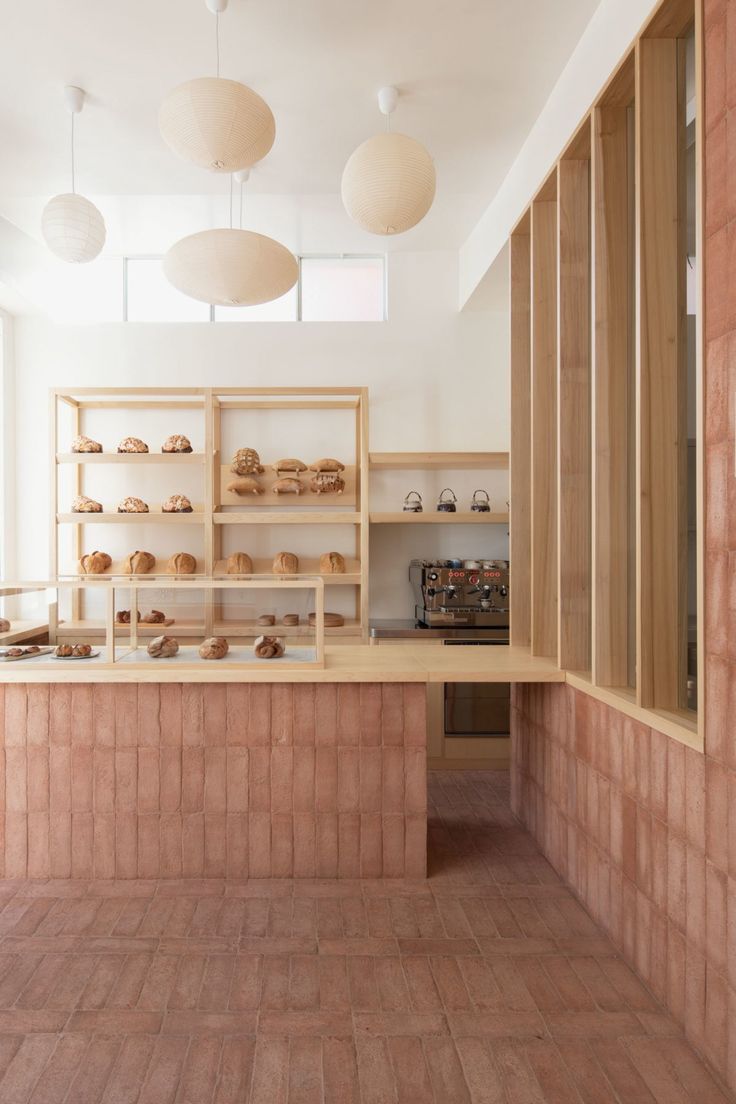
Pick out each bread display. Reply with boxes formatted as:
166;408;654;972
80;551;112;575
272;478;304;496
199;636;229;660
226;553;253;574
147;635;179;658
230;447;264;475
309;458;345;472
282;614;300;627
161;434;192;453
162;493;193;513
309;611;344;627
272;552;299;574
310;473;345;495
71;435;102;453
118;437;148;453
254;634;285;659
227;477;263;496
166;553;196;575
55;643;92;658
141;610;167;624
72;495;103;513
257;614;276;626
123;550;156;574
272;458;307;473
115;610;141;624
0;618;10;633
319;551;346;574
118;496;149;513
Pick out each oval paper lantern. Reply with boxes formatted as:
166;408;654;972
164;228;298;307
41;193;106;263
159;77;275;172
341;131;436;235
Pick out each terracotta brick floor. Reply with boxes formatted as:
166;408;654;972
0;769;730;1102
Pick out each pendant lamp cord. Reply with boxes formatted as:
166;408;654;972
215;12;221;77
70;111;76;194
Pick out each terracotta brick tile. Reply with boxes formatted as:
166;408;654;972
706;759;729;874
382;815;405;879
248;811;271;878
684;945;707;1053
93;747;115;813
4;685;27;746
359;684;382;747
0;1034;59;1100
226;813;248;879
137;1035;189;1104
292;746;315;814
271;684;293;747
270;746;293;814
636;806;652;896
224;684;249;747
323;1036;360;1104
48;685;72;748
667;741;686;839
360;813;383;879
317;812;339;878
137;747;159;814
179;684;202;747
26;686;49;748
114;684;138;748
293;684;316;746
381;684;404;746
250;1037;288;1103
706;861;729;975
203;684;227;747
315;684;338;747
293;812;317;878
65;1034;122;1104
621;794;637;884
315;748;337;813
204;747;227;813
249;746;271;812
338;813;361;879
686;844;707;955
271;812;293;878
204;812;227;877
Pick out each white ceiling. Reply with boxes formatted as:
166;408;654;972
0;0;600;253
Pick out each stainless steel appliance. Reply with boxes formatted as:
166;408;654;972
409;558;509;628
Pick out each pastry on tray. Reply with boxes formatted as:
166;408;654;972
116;610;141;624
72;495;103;513
71;435;102;453
118;496;149;513
199;636;229;660
123;550;156;574
272;551;299;574
310;473;345;495
230;447;264;476
80;551;112;575
141;610;167;624
0;618;10;632
118;437;148;453
147;635;179;658
166;552;196;574
55;643;92;658
309;458;345;472
162;434;192;453
162;494;193;513
227;477;263;496
272;478;304;496
226;553;253;574
254;635;285;659
320;551;345;573
272;458;307;473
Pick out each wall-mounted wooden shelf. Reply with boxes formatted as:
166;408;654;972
213;559;361;584
369;451;509;470
213;511;361;525
57;511;205;525
370;512;509;525
56;453;206;465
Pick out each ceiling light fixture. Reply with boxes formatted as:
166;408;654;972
159;0;275;173
341;86;436;236
41;86;106;263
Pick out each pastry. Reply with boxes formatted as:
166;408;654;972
309;458;345;472
23;646;41;655
6;648;23;657
227;477;263;496
199;636;229;660
272;478;304;496
71;435;102;453
226;553;253;574
272;458;307;473
162;434;192;453
0;618;10;632
72;495;103;513
309;611;344;627
254;635;285;659
282;614;299;627
118;437;148;453
115;610;141;624
272;552;299;574
71;644;92;657
141;610;167;624
162;494;193;513
310;473;345;495
80;551;112;575
319;551;346;574
147;635;179;658
123;550;156;574
118;496;149;513
166;553;196;575
230;447;264;476
257;614;275;626
55;644;73;657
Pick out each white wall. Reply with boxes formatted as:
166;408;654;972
13;250;509;620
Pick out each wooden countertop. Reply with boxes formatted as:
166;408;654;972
0;644;565;685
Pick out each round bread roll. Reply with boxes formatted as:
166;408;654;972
272;477;303;496
123;550;156;575
71;435;102;453
115;610;141;625
272;552;299;574
162;494;193;513
199;636;229;660
309;611;344;627
282;613;300;626
0;618;10;633
73;644;92;657
227;477;263;496
310;473;345;495
118;496;149;513
55;644;73;657
319;551;346;574
147;635;179;658
254;635;285;659
272;458;307;473
161;434;192;453
309;458;345;472
118;437;148;453
230;447;264;475
72;495;103;513
80;551;112;575
141;610;166;624
257;614;275;626
166;553;196;575
226;553;253;574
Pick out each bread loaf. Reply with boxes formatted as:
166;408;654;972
72;495;103;513
230;447;264;475
147;635;179;658
166;553;196;575
272;477;303;495
319;551;345;574
115;610;141;624
80;551;112;575
226;553;253;574
227;477;263;496
161;434;192;453
118;437;148;453
272;552;299;574
310;473;345;495
309;611;344;627
141;610;166;624
254;635;285;659
123;550;155;574
199;636;229;660
257;614;275;626
309;458;345;472
272;458;307;473
162;494;193;513
282;613;299;626
0;618;10;632
71;435;102;453
118;496;149;513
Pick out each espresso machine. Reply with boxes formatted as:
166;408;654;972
409;559;509;631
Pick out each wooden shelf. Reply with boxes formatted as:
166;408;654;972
214;511;360;525
57;619;205;638
214;619;361;638
369;451;509;470
63;563;206;579
57;453;206;465
214;559;361;584
0;620;49;646
58;510;205;525
370;512;509;524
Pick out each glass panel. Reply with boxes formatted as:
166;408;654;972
213;285;297;322
300;256;385;321
682;26;698;712
125;258;210;323
627;103;637;690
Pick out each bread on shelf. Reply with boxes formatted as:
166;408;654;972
0;618;10;632
199;636;229;660
166;553;196;574
257;614;275;626
71;435;102;453
230;448;264;475
309;611;344;627
309;458;345;472
272;458;307;473
161;434;192;453
226;553;253;574
162;494;193;513
141;610;167;624
117;437;149;454
55;643;92;657
282;613;300;626
273;552;299;574
227;477;263;496
79;551;112;575
254;635;285;659
115;610;141;624
118;496;149;513
147;635;179;658
310;473;345;495
72;495;103;513
272;477;304;496
319;551;345;573
123;550;156;574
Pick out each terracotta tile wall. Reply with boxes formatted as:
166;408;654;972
511;3;736;1088
0;683;427;881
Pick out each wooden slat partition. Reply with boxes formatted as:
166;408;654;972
557;155;592;671
510;218;532;647
530;198;558;658
591;103;632;686
635;37;686;709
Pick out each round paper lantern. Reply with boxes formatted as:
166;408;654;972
341;131;436;235
159;77;275;172
163;228;298;306
41;193;106;263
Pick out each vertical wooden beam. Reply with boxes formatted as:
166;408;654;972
635;37;685;709
530;198;558;658
509;219;531;648
592;104;631;686
557;155;592;671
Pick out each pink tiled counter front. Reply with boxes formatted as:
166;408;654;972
0;682;427;881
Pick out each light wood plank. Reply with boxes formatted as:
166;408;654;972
369;452;509;470
510;228;532;648
369;512;508;525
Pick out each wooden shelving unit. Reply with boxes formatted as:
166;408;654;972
370;512;509;525
57;511;205;524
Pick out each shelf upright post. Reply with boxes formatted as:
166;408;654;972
203;389;215;636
